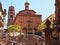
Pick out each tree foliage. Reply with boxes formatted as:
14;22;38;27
38;21;54;31
8;25;20;32
38;21;46;31
50;21;54;29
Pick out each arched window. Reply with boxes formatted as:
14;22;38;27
35;43;37;45
26;6;28;8
10;15;13;18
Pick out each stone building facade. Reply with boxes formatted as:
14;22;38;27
8;1;42;33
55;0;60;21
0;1;43;45
43;13;55;22
7;1;43;45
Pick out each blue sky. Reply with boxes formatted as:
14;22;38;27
1;0;55;22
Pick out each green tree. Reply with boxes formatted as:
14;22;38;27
38;21;46;31
38;21;54;31
50;21;54;29
8;25;20;32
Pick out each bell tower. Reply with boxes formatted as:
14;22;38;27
8;5;15;25
24;1;29;10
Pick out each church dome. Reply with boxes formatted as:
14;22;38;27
24;1;29;5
